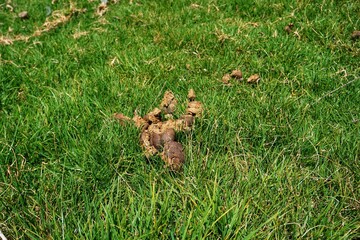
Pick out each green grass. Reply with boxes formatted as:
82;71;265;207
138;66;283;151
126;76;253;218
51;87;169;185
1;0;359;239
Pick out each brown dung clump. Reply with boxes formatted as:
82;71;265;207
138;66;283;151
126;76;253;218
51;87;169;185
247;74;261;84
222;69;261;85
351;31;360;40
114;89;202;171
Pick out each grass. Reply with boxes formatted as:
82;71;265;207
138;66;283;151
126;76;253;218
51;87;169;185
1;0;359;239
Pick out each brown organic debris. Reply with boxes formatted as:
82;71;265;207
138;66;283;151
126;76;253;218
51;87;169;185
230;69;243;80
222;74;231;85
187;101;203;116
1;3;86;45
247;74;261;84
113;113;131;125
187;89;196;101
115;89;202;171
284;23;294;34
222;69;244;85
160;91;177;114
96;2;108;16
162;141;185;171
143;108;162;123
181;114;194;128
351;30;360;40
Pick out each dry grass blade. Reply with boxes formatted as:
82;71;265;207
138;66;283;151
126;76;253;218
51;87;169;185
0;3;86;45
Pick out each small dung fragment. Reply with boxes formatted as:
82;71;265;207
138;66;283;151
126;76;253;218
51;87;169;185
188;89;196;101
351;31;360;40
160;90;177;114
143;108;162;123
222;74;231;85
247;74;261;84
133;114;147;128
230;69;243;80
181;114;194;128
113;113;131;125
18;11;29;20
187;101;203;116
284;23;294;34
162;141;185;171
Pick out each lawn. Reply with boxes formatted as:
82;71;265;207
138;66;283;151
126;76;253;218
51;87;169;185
1;0;359;239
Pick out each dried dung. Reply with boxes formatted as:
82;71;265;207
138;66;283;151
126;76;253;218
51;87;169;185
114;89;202;171
247;74;261;84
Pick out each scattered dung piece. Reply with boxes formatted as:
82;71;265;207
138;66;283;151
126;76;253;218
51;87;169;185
133;113;147;128
188;89;196;101
113;113;131;125
351;31;360;40
187;101;203;116
230;69;243;80
247;74;261;84
284;23;294;34
181;114;194;128
160;90;177;114
162;141;185;171
222;74;231;85
143;108;162;123
18;11;29;20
